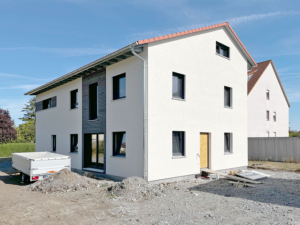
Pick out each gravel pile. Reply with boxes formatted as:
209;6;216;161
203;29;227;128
30;169;98;194
108;177;163;201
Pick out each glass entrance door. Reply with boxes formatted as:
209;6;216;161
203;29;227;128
84;133;104;169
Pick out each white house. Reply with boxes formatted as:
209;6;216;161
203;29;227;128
248;60;290;138
25;22;257;182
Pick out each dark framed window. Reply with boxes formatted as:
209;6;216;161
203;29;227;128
89;83;98;120
113;73;126;100
71;89;78;109
216;42;230;58
172;131;185;156
43;98;52;110
224;86;232;107
52;135;56;152
172;72;185;99
113;132;126;156
224;133;232;153
273;112;276;122
70;134;78;153
267;111;270;121
266;90;270;100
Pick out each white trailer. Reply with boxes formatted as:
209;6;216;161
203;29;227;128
12;152;71;182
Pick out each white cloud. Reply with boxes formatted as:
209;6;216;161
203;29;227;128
128;11;300;41
0;47;116;57
0;84;42;90
0;72;51;81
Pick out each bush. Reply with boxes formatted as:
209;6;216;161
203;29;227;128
0;143;35;157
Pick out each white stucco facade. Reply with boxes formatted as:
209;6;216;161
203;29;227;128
35;78;83;170
105;50;147;178
33;24;254;182
248;63;289;137
146;27;249;181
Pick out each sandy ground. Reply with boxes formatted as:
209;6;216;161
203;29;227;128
1;158;300;224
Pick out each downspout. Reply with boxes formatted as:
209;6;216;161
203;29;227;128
130;43;148;181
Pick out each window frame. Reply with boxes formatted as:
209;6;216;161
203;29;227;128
172;72;185;100
113;73;126;100
216;42;230;59
52;135;56;152
70;89;78;109
267;111;270;121
273;112;276;122
172;131;185;157
89;83;98;120
224;86;232;108
42;98;52;110
224;133;232;154
70;134;78;153
266;90;270;100
112;131;126;157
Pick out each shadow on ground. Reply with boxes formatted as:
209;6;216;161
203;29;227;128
189;177;300;208
0;157;27;186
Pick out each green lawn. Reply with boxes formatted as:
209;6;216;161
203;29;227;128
0;143;35;157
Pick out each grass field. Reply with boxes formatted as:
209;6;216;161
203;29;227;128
249;160;300;171
0;143;35;157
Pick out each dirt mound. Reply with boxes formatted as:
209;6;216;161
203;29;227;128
107;177;163;201
30;169;98;194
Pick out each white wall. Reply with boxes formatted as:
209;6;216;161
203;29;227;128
105;50;147;178
36;78;82;170
147;27;249;181
248;63;289;137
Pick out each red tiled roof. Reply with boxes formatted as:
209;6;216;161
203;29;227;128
247;60;291;107
137;22;257;67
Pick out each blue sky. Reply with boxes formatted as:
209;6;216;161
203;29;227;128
0;0;299;130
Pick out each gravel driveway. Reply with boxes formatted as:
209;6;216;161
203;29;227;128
0;163;300;224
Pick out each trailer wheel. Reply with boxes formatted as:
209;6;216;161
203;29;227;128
20;173;30;183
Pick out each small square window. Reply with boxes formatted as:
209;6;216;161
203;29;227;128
172;72;185;99
43;98;52;110
71;89;78;109
113;132;126;156
113;74;126;100
216;42;230;58
266;90;270;100
273;112;276;122
224;86;232;108
52;135;56;152
224;133;232;153
267;111;270;121
172;131;185;156
70;134;78;152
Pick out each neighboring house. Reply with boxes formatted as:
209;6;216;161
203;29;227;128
25;22;256;182
248;60;290;137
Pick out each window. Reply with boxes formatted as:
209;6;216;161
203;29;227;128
267;132;269;137
224;86;232;108
224;133;232;153
274;132;276;137
172;131;185;156
216;42;230;58
266;90;270;100
43;98;52;110
266;111;270;121
113;132;126;156
273;112;276;122
71;89;78;109
113;73;126;100
52;135;56;152
70;134;78;153
172;72;185;99
89;83;98;120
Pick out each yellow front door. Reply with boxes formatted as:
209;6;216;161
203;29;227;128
200;133;208;169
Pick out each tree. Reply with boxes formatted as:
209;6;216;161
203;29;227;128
17;97;36;143
19;97;36;122
0;108;17;143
